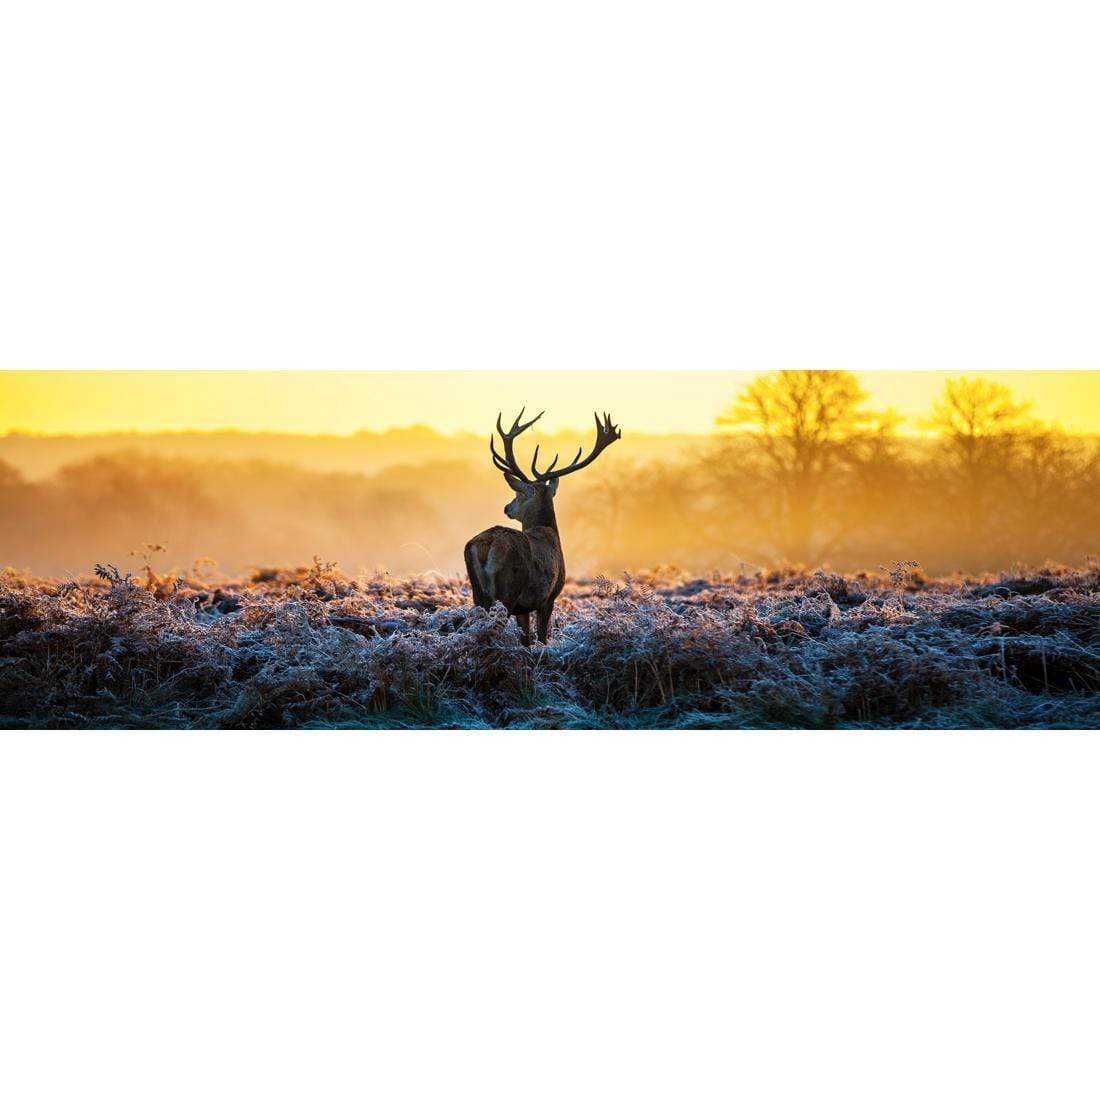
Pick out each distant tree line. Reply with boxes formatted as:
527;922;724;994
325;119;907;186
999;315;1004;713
0;453;459;578
567;372;1100;574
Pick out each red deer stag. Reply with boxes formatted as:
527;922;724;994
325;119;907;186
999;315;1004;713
465;409;622;645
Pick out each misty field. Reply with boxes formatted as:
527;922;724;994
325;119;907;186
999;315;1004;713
1;560;1098;729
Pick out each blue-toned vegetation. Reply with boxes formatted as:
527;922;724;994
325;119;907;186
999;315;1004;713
2;560;1097;729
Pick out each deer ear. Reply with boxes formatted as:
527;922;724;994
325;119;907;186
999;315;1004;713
503;472;526;492
546;476;559;497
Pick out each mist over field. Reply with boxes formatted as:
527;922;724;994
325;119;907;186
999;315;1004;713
0;427;701;578
2;371;1098;579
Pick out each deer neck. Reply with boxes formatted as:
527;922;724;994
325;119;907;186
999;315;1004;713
522;497;559;534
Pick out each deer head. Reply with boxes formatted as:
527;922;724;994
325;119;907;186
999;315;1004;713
490;408;622;527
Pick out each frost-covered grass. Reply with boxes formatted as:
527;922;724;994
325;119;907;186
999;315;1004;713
1;561;1098;729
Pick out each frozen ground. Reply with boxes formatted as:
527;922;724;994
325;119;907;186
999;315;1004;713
1;561;1098;729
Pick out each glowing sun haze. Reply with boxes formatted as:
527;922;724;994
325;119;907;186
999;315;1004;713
1;371;1098;436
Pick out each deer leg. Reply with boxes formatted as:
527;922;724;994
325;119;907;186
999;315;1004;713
469;573;491;610
536;602;554;644
464;544;492;609
515;612;532;647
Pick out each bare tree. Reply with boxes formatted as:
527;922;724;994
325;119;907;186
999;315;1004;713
928;378;1032;477
923;378;1035;560
1006;425;1100;563
709;370;897;564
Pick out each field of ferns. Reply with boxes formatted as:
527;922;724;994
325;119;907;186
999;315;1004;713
1;559;1098;729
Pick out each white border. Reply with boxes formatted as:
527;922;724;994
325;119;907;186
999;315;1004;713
2;731;1099;1099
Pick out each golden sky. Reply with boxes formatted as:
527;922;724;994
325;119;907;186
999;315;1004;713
2;371;1098;436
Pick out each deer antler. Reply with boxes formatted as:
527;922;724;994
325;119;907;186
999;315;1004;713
490;407;544;483
529;411;622;481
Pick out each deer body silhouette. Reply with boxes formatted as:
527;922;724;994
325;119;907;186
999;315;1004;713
465;410;621;645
